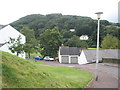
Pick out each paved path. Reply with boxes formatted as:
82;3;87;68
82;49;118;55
28;59;119;88
73;64;118;88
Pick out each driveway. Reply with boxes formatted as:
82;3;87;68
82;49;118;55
29;59;119;88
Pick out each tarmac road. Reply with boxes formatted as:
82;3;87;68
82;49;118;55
98;64;118;79
41;60;118;79
29;59;119;88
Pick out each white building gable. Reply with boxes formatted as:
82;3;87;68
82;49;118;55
0;25;26;59
78;50;88;64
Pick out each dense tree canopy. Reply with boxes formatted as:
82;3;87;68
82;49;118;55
10;14;118;47
20;27;39;58
10;14;119;57
64;35;88;48
101;34;119;49
40;27;62;57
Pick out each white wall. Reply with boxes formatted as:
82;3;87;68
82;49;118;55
0;43;11;53
0;25;25;44
58;48;61;63
0;44;26;58
0;25;26;59
78;50;88;64
69;56;71;63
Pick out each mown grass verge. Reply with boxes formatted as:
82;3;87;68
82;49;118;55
1;51;93;88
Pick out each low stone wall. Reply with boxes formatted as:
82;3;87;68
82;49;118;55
102;58;120;64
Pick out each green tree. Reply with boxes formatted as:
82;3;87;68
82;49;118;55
20;27;36;43
64;35;88;48
40;27;62;57
10;13;118;49
7;35;24;56
101;34;119;49
20;27;39;58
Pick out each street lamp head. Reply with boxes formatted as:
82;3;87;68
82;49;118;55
95;12;103;19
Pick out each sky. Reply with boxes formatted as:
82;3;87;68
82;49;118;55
0;0;119;25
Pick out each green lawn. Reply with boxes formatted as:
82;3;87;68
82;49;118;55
88;48;97;49
1;51;93;88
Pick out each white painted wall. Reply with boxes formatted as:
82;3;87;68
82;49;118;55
0;25;26;59
78;50;88;64
58;48;61;63
0;25;25;43
69;56;71;63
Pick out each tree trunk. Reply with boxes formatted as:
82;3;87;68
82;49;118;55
17;53;19;56
28;52;31;58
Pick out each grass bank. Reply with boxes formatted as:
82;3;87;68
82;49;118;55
88;48;96;49
1;51;93;88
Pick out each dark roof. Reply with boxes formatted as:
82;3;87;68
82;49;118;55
60;46;82;56
0;25;7;30
83;50;102;63
83;49;119;63
101;49;119;59
0;43;5;48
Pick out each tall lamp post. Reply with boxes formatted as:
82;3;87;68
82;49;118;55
95;12;103;81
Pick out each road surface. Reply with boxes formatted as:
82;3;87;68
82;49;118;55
28;59;119;88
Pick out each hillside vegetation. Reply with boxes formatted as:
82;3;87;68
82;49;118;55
10;14;119;58
11;14;119;47
2;51;93;88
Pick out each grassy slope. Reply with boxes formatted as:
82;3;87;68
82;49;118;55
88;48;96;49
2;51;93;88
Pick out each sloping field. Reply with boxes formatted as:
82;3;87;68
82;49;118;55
1;51;93;88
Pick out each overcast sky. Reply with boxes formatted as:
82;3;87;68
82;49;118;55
0;0;119;25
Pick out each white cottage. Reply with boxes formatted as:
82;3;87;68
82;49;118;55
59;46;85;64
0;25;26;59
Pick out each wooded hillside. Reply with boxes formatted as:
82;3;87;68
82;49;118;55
10;14;119;57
